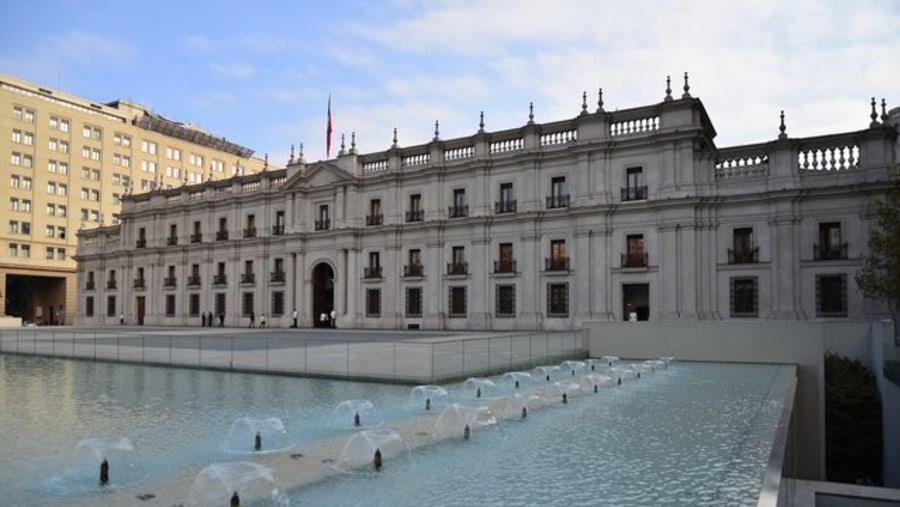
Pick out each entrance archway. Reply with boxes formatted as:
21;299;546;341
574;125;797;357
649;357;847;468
312;263;335;328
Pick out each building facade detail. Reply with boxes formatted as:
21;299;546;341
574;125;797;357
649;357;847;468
75;88;900;330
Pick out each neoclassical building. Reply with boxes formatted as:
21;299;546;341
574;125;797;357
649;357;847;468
74;84;900;330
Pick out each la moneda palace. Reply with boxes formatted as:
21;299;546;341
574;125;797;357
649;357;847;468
72;77;899;330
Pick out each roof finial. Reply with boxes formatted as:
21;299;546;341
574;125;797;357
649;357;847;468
681;72;691;99
581;91;588;114
664;75;672;102
881;98;888;123
339;133;346;155
263;153;268;171
528;102;534;124
870;97;879;126
298;142;305;162
351;132;357;154
433;120;440;141
478;111;485;133
778;110;787;140
597;87;604;112
392;127;398;148
289;144;295;164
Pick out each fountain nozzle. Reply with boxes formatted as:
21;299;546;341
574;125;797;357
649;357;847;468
562;393;568;404
463;424;471;440
374;448;382;471
231;490;240;507
521;406;527;419
99;458;109;486
425;397;431;411
354;412;361;428
254;431;261;451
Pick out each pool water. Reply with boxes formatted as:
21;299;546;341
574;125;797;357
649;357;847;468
0;355;793;506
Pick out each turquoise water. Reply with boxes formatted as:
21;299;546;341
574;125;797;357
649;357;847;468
0;355;793;506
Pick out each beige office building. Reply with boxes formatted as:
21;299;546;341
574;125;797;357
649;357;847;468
0;74;268;325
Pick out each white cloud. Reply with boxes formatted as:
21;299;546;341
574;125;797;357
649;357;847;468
46;30;133;64
209;62;257;79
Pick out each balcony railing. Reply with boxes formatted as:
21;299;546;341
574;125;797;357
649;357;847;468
406;209;424;222
621;185;648;201
85;281;95;290
190;233;202;243
243;227;257;238
495;200;517;214
272;224;285;236
270;271;286;283
213;274;227;285
366;214;383;226
621;252;649;268
727;247;759;264
136;238;146;248
163;277;177;288
494;260;517;274
404;263;424;277
546;194;570;209
448;205;469;218
106;280;117;290
446;262;468;275
166;236;178;246
187;275;201;286
241;273;255;284
314;219;330;231
544;257;570;272
814;242;848;261
364;266;383;279
215;230;229;241
133;278;145;289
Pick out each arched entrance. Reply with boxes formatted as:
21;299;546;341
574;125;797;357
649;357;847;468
312;263;335;328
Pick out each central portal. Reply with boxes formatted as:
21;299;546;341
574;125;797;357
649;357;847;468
312;263;335;328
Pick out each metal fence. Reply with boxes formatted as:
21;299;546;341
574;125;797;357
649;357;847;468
0;329;588;384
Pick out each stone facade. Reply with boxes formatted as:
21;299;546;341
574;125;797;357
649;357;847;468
74;91;900;330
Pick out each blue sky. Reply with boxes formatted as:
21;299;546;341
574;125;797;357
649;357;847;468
2;0;898;165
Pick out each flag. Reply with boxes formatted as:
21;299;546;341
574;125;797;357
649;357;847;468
326;94;333;158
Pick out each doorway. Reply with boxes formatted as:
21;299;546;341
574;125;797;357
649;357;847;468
312;263;335;328
622;283;649;321
136;296;145;325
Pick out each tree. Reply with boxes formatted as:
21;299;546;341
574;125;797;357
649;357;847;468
856;165;900;343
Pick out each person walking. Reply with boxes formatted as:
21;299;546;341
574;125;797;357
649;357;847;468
260;313;267;328
249;311;255;328
292;308;298;328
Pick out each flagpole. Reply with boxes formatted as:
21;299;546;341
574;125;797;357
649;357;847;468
326;94;333;159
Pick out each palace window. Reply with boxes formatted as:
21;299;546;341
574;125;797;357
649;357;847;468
730;277;758;317
405;287;422;318
366;288;382;317
449;189;468;218
449;286;467;317
495;284;516;317
622;167;646;201
546;240;568;271
495;243;515;273
729;228;758;264
547;282;569;317
496;182;516;213
816;274;847;317
815;222;847;260
623;234;647;268
367;199;383;226
406;194;423;222
547;176;569;208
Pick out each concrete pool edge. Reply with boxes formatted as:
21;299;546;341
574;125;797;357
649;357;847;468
759;369;798;507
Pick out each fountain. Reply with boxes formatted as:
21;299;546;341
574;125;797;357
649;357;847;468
581;374;615;392
462;377;496;399
223;417;289;453
334;399;376;429
432;403;497;439
533;365;561;382
64;437;145;490
410;385;449;411
337;428;405;470
600;355;620;367
185;462;281;507
560;360;586;376
502;392;543;418
500;371;532;389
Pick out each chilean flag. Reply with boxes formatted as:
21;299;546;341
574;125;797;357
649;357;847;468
326;94;333;158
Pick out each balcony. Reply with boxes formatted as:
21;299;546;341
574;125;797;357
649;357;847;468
166;236;178;246
544;257;570;272
448;205;469;219
243;227;257;238
494;260;517;274
163;277;177;288
366;214;383;226
405;209;424;222
85;280;95;290
314;219;330;231
270;271;286;283
364;266;383;279
187;275;201;286
404;263;424;277
621;252;649;268
106;280;117;290
495;200;517;214
814;242;848;261
446;262;468;276
546;194;570;209
135;238;146;248
621;185;648;201
213;274;227;285
190;233;202;243
215;230;229;241
272;224;285;236
240;273;255;284
133;278;145;289
727;247;759;264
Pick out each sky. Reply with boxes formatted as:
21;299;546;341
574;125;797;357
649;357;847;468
2;0;898;166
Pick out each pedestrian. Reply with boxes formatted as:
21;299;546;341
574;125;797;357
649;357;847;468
330;309;336;328
292;308;298;328
219;312;225;327
249;311;255;328
201;312;207;327
260;313;267;328
119;313;125;325
207;311;213;327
